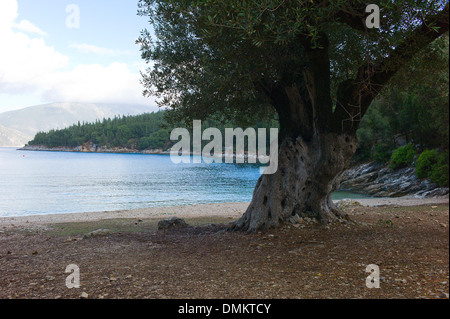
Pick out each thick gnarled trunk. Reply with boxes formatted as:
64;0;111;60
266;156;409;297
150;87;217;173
232;131;358;232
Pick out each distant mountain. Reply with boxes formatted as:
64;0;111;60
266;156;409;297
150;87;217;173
0;102;157;147
0;125;32;147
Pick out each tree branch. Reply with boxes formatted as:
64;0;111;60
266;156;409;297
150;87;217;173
333;3;449;134
333;3;367;32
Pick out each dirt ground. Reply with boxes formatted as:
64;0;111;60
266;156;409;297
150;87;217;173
0;203;448;299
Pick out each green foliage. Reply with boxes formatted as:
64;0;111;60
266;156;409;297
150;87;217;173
373;144;396;163
137;0;448;128
355;35;449;163
27;110;279;153
137;129;170;150
389;35;449;148
430;154;449;187
389;143;416;170
356;97;397;162
416;149;449;187
416;149;439;178
355;84;449;164
27;111;172;150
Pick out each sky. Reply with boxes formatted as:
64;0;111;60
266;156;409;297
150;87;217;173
0;0;158;113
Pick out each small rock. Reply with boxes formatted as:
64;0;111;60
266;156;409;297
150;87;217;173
80;292;89;299
157;217;188;230
83;229;111;239
440;223;447;228
336;199;362;209
45;275;55;281
288;214;301;224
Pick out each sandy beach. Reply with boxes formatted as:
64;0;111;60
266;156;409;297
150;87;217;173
1;196;448;230
0;202;249;229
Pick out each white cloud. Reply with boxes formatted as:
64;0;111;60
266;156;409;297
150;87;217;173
0;0;155;109
0;30;69;92
0;0;18;30
13;19;47;36
40;62;149;105
69;43;134;57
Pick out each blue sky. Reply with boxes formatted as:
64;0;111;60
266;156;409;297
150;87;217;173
0;0;157;112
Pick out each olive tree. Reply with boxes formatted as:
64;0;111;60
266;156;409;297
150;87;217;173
137;0;449;231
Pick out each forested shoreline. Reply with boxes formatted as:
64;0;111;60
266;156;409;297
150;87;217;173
27;111;172;151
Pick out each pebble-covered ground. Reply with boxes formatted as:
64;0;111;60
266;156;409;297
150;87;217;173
0;203;448;299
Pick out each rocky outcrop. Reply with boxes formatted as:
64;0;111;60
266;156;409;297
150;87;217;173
339;162;449;198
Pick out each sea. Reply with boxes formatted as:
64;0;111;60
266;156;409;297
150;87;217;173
0;147;370;217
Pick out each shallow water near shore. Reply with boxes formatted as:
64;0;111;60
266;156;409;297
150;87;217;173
0;147;370;217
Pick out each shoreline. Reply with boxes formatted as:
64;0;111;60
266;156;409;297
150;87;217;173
1;196;448;229
17;145;170;155
17;145;270;161
0;202;249;229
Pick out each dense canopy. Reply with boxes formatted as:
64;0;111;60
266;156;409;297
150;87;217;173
137;0;448;134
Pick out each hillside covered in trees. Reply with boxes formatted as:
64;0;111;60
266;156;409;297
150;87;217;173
354;34;449;187
26;111;279;152
28;111;172;151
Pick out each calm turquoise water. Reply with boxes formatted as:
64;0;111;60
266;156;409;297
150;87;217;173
0;147;369;217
